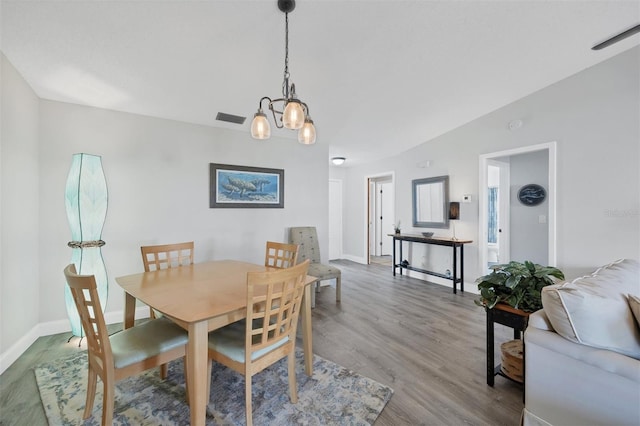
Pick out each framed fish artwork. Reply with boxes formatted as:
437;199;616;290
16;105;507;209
209;163;284;208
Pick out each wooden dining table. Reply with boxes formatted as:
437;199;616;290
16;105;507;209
115;259;317;426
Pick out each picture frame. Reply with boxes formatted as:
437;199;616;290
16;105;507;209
412;175;450;228
209;163;284;208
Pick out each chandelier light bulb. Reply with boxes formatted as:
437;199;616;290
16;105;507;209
298;118;316;145
250;111;271;139
283;99;305;129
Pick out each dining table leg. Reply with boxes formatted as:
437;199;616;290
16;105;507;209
302;284;313;376
187;320;208;426
123;293;136;329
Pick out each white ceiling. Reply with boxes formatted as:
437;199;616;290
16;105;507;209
2;1;639;165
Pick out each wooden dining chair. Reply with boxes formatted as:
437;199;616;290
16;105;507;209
289;226;341;308
140;241;194;379
206;259;310;426
63;264;188;426
264;241;299;269
140;241;194;319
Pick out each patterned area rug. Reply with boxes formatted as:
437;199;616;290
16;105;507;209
35;348;393;425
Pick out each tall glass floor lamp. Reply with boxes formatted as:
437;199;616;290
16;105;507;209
65;153;108;342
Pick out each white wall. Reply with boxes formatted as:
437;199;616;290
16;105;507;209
1;53;40;361
341;46;640;285
0;59;329;365
37;101;329;324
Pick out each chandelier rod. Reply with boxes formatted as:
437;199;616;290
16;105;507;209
282;12;290;99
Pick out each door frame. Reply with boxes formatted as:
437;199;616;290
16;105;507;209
479;142;557;276
364;171;395;264
370;179;393;256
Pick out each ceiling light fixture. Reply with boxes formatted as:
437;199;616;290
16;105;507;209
331;157;346;166
251;0;316;145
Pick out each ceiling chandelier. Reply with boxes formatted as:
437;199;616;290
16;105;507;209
250;0;316;145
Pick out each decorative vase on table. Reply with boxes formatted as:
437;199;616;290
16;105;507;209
64;153;108;338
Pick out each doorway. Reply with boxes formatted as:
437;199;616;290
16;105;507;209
479;142;557;276
366;173;395;265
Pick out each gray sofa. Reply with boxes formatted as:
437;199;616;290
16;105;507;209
523;259;640;426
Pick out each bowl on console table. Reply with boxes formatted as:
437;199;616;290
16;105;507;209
421;232;434;238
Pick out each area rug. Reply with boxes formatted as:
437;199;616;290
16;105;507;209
35;348;393;425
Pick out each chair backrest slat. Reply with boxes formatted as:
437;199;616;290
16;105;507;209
64;264;112;366
246;259;309;357
265;241;299;269
141;241;194;272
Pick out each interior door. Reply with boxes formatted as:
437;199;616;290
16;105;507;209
487;159;510;267
367;174;395;263
378;181;393;255
497;161;510;264
328;179;342;260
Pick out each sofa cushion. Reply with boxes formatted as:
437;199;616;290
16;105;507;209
541;259;640;359
629;294;640;328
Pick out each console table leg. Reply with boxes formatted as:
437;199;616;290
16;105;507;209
392;237;397;276
452;244;458;294
399;240;403;276
460;244;465;292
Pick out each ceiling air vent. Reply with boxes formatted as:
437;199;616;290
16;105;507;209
216;112;246;125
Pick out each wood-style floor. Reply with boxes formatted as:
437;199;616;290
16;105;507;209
0;260;523;425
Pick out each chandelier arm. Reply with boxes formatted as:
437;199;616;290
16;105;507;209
268;102;285;129
268;97;287;114
258;96;272;110
300;101;310;117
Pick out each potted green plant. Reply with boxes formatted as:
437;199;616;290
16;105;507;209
475;260;565;312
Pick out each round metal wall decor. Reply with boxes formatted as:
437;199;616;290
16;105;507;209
518;184;546;206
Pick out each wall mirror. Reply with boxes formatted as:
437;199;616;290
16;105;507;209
412;175;450;228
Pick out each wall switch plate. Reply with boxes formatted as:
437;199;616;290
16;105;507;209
539;214;547;224
462;194;472;203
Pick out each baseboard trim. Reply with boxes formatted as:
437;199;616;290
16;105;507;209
0;325;40;376
0;307;150;375
341;254;367;264
405;269;479;294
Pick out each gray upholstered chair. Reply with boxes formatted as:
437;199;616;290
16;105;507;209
289;226;341;307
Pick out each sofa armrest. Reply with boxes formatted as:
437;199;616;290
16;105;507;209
524;325;640;426
527;309;554;331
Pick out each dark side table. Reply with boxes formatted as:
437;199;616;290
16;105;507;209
486;303;530;389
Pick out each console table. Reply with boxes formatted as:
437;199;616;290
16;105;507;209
388;233;472;294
